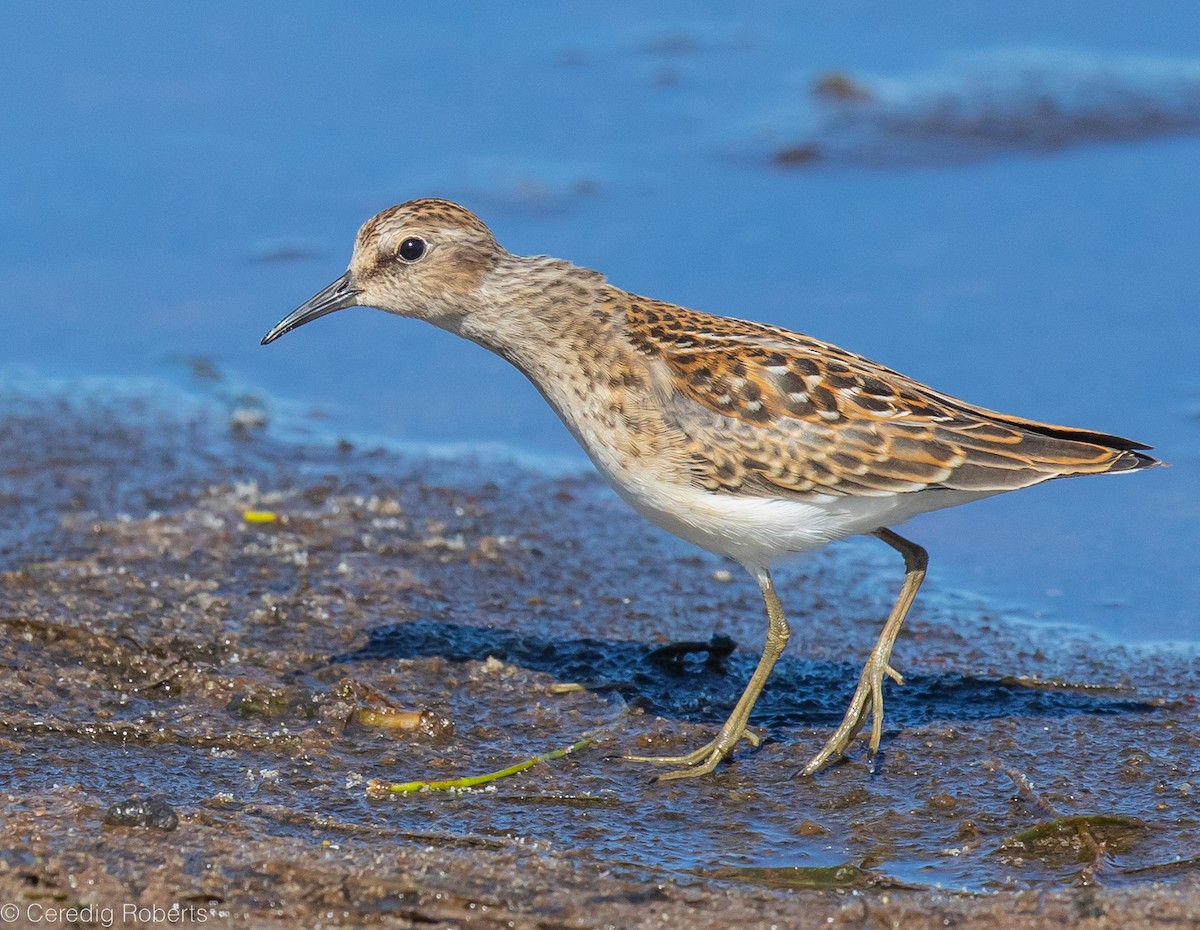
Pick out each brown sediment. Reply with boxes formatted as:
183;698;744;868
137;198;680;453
1;384;1198;928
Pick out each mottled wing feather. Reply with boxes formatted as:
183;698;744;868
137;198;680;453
621;293;1157;498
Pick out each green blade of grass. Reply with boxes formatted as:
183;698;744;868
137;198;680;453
369;734;594;795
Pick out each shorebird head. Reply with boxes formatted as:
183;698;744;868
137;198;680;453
261;199;503;345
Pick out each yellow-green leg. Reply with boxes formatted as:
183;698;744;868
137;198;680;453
801;528;927;776
625;567;788;779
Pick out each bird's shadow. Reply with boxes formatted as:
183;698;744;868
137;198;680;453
331;618;1157;730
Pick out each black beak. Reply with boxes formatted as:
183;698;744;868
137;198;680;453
261;271;362;345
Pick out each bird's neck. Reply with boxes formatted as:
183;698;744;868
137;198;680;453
456;255;615;380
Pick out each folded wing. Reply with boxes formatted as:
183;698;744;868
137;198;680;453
621;293;1159;499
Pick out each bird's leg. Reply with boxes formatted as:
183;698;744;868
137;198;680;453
801;528;927;775
625;567;789;779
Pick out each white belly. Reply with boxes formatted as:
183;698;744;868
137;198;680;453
599;463;996;570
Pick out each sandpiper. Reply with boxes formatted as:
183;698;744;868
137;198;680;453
263;199;1159;779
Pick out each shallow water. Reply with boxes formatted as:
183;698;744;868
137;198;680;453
2;383;1198;907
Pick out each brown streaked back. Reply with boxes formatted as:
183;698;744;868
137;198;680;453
618;290;1160;499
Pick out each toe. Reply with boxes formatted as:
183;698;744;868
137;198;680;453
655;751;722;781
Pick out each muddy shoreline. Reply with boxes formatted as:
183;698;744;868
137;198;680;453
1;382;1198;928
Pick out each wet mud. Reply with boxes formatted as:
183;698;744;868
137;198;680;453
2;384;1198;928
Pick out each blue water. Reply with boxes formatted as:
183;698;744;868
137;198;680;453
3;2;1197;641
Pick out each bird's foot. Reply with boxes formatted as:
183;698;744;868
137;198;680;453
800;653;903;776
624;728;762;780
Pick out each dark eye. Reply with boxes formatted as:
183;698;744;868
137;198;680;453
397;237;427;263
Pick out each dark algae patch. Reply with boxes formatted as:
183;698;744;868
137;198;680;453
1006;815;1150;863
103;796;180;831
1;381;1199;928
697;862;911;891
